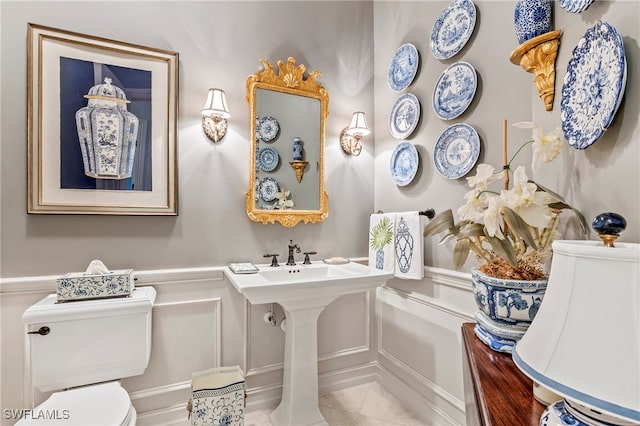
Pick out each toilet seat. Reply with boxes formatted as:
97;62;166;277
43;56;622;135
17;381;135;425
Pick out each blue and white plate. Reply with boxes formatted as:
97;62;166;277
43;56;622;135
389;93;421;140
388;43;419;92
433;62;477;120
559;0;595;13
561;22;627;150
390;142;419;186
433;123;480;179
256;177;280;202
257;116;279;142
430;0;477;60
256;146;279;172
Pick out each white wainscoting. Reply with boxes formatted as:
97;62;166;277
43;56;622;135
1;265;476;426
375;267;476;426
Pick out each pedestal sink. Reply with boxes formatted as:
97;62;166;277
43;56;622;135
225;261;392;426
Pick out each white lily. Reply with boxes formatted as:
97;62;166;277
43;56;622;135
513;121;564;173
501;167;555;229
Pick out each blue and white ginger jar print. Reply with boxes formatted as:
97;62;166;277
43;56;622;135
513;0;552;45
394;217;414;273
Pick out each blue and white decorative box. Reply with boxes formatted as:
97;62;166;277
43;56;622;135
189;366;245;426
56;269;135;302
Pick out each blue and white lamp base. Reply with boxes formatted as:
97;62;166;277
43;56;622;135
542;399;636;426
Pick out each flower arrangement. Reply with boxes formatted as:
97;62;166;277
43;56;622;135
424;121;586;281
274;189;293;209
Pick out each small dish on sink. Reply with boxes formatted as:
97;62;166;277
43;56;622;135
323;257;350;265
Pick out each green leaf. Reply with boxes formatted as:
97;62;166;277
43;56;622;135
529;180;566;203
424;209;455;237
457;223;485;238
486;235;517;267
502;207;538;250
453;239;470;269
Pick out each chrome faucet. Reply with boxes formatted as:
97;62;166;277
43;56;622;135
287;239;301;266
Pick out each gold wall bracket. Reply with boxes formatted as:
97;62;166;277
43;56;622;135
510;30;562;112
289;161;308;183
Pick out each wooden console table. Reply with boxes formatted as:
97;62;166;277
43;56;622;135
461;322;545;425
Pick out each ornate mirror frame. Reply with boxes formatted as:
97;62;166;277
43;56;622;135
246;57;329;227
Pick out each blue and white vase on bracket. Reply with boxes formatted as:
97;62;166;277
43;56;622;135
292;137;303;161
513;0;552;45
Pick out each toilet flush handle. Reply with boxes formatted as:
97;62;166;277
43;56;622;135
27;326;50;336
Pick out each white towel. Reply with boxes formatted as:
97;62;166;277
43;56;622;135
369;213;396;273
393;211;425;280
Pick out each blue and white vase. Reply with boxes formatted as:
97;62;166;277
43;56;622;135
471;268;547;353
375;249;384;270
292;137;303;161
513;0;552;45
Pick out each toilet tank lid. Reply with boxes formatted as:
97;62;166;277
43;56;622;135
22;286;156;325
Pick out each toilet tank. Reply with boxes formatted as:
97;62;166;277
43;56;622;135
23;286;156;392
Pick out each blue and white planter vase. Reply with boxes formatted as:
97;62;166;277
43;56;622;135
471;268;547;353
513;0;552;45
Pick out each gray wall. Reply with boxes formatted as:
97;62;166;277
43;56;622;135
1;1;638;274
0;1;375;277
374;1;640;272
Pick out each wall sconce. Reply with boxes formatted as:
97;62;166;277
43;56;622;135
340;111;370;156
201;88;231;143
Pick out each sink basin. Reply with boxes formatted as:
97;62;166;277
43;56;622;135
225;260;392;426
226;261;392;305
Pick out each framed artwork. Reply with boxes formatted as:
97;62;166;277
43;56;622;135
27;24;179;215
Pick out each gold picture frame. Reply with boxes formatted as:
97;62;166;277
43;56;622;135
27;23;179;215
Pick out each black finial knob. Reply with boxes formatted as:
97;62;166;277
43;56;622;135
592;212;626;247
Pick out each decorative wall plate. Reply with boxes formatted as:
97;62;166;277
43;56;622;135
433;61;477;120
256;177;280;202
388;43;419;92
390;142;419;186
559;0;595;13
561;22;627;150
433;123;480;179
256;116;279;142
430;0;477;60
389;93;421;139
256;146;279;172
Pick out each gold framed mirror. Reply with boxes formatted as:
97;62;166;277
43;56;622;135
246;57;329;227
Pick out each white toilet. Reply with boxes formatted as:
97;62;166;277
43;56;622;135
19;286;156;425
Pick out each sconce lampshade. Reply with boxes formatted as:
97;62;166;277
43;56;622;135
345;111;370;137
513;240;640;425
201;88;231;119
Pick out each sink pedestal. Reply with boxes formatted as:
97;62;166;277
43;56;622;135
271;296;339;426
224;262;393;426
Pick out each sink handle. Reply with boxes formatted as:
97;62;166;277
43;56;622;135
264;253;280;267
303;251;317;265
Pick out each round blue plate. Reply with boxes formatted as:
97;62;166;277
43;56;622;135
433;62;477;120
561;22;626;150
433;123;480;179
390;142;419;186
256;146;279;172
256;177;280;202
388;43;419;92
257;116;279;142
389;93;421;140
430;0;477;60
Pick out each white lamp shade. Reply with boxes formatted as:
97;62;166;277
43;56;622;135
345;111;370;137
201;88;231;118
513;240;640;423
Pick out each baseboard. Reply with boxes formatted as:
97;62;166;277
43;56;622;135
376;363;464;426
244;361;378;413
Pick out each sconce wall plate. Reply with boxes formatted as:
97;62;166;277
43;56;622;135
202;115;228;143
339;127;362;156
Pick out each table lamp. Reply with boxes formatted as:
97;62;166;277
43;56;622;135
513;213;639;425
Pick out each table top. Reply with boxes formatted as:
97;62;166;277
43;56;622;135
461;323;546;426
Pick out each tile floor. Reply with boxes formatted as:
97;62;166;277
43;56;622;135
245;382;424;426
